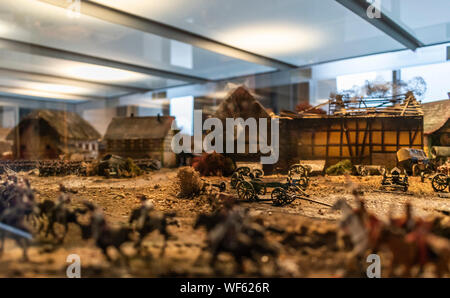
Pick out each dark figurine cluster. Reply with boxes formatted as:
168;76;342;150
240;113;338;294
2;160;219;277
333;184;450;277
0;173;35;260
0;171;178;264
73;196;177;262
194;202;280;274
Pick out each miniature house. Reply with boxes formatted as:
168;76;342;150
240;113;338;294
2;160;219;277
7;109;101;160
103;115;176;167
274;95;425;171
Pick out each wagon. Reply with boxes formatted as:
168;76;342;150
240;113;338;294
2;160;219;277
397;148;435;178
233;164;310;206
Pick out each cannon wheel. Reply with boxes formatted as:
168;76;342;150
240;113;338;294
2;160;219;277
432;174;449;192
235;166;251;176
236;181;257;201
252;168;264;178
271;188;288;206
288;164;307;179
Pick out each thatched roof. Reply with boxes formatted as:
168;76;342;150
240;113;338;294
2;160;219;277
6;109;101;141
104;115;174;140
0;127;11;141
213;86;270;120
422;100;450;135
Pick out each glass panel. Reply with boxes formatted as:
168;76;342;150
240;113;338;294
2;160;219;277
0;49;186;91
381;0;450;45
401;61;450;103
0;77;109;97
93;0;405;66
170;96;194;135
0;0;274;80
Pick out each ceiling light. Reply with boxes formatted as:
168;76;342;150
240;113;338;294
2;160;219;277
24;82;91;95
0;20;10;35
0;86;86;101
64;65;145;83
219;23;322;56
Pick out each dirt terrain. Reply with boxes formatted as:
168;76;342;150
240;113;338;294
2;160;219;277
0;169;449;278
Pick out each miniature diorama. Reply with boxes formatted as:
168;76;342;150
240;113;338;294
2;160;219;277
0;81;448;280
0;1;449;285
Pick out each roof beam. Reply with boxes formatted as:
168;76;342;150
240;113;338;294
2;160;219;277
335;0;424;50
0;67;151;94
38;0;296;70
0;37;208;84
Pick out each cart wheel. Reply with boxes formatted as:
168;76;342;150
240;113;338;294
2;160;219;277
237;181;256;201
230;172;241;189
251;169;264;178
235;166;251;176
432;174;448;192
271;188;287;206
288;164;307;179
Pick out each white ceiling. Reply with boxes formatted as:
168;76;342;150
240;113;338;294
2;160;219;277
92;0;407;65
0;0;448;102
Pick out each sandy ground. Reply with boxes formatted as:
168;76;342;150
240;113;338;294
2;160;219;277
0;169;449;278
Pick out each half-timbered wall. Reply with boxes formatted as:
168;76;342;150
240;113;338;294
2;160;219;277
278;116;423;169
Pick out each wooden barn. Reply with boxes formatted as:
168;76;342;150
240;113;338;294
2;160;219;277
103;115;176;167
273;94;425;170
276;115;423;170
7;110;101;160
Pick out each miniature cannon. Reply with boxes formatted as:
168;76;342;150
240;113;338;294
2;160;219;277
431;173;450;192
230;166;264;189
381;167;409;192
234;164;310;206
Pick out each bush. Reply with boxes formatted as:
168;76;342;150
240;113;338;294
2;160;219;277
176;167;203;198
325;159;353;175
124;158;143;177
